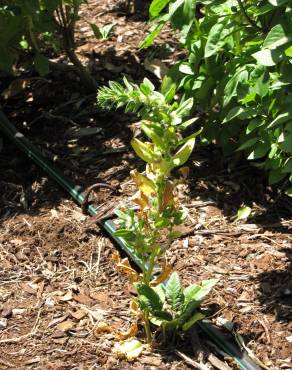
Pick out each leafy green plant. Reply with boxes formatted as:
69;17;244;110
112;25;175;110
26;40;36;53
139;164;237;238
142;0;292;196
0;0;97;89
136;272;217;340
97;77;217;345
91;23;115;40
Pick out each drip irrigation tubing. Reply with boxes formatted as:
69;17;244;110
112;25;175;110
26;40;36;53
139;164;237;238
0;110;262;370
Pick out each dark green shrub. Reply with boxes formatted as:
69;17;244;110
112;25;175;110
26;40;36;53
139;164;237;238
143;0;292;196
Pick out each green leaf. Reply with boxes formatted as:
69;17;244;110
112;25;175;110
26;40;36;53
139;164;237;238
161;76;176;102
182;312;205;331
139;21;165;49
263;24;291;50
141;122;165;148
114;229;135;239
205;22;229;58
285;187;292;197
223;106;244;123
91;23;114;40
131;138;159;163
172;137;195;166
136;283;163;312
175;98;193;118
236;206;252;221
165;272;184;310
149;0;171;18
246;118;265;134
285;46;292;56
267;111;292;129
237;137;258;151
252;48;282;66
280;133;292;153
269;169;286;185
268;0;290;6
223;69;249;106
34;54;49;75
247;142;270;159
183;279;218;303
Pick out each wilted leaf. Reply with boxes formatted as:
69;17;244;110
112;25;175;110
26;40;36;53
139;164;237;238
56;320;74;332
93;322;113;336
144;58;168;79
150;263;173;286
113;338;145;361
112;253;140;283
116;322;138;340
130;169;156;196
236;206;252;221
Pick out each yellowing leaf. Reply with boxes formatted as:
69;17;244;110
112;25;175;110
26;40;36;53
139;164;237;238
131;138;159;163
116;322;138;340
172;137;195;167
93;322;113;336
130;299;142;317
236;206;252;221
132;191;149;210
113;338;145;361
112;253;140;283
178;166;190;180
162;181;174;208
130;169;155;196
150;263;172;286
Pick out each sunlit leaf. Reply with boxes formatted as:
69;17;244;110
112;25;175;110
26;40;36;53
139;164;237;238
236;206;252;221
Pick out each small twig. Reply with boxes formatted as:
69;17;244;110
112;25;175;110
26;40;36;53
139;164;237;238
174;350;209;370
208;353;232;370
0;307;42;344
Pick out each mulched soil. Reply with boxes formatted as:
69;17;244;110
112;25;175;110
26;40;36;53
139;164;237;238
0;1;291;369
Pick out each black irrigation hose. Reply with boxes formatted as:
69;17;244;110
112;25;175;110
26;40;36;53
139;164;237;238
0;110;262;370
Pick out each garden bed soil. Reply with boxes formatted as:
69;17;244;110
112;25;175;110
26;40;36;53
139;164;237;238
0;0;291;369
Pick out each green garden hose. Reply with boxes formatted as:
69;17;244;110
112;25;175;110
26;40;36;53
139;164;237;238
0;110;262;370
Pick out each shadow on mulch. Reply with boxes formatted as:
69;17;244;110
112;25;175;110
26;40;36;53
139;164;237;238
257;248;292;322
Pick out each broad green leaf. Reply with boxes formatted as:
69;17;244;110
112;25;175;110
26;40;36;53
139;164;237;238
172;137;195;166
141;121;165;148
267;111;292;129
237;137;258;151
223;106;244;123
139;21;165;49
114;229;135;239
140;78;155;95
247;142;270;159
165;272;184;310
283;159;292;173
182;312;205;331
263;24;291;50
246;118;265;134
268;0;290;6
184;279;218;303
136;283;163;312
269;169;286;184
149;0;171;18
252;48;282;66
183;284;200;305
161;76;176;102
285;187;292;197
236;206;252;221
223;69;249;106
285;46;292;56
205;22;229;58
178;117;199;130
175;98;193;117
131;138;159;163
34;54;49;75
280;133;292;153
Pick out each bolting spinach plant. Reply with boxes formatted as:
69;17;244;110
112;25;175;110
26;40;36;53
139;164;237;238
97;77;217;345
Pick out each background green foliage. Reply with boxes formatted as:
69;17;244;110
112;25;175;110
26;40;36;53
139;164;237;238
0;0;85;75
143;0;292;196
